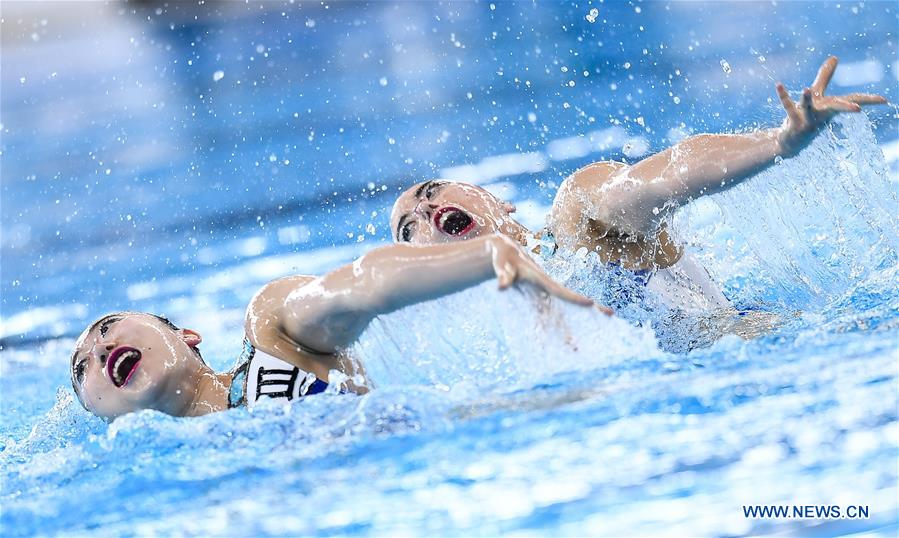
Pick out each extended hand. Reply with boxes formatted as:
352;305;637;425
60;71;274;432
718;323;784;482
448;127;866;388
488;235;606;310
775;56;887;155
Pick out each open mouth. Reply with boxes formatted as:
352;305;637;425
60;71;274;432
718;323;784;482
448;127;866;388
106;347;142;388
434;206;475;236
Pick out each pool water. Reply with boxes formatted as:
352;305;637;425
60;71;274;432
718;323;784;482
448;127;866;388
1;2;897;536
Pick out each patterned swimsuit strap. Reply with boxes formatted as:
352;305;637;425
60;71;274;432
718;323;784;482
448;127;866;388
227;338;254;409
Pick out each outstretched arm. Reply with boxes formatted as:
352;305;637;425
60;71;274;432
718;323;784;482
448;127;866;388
280;235;595;354
574;56;887;237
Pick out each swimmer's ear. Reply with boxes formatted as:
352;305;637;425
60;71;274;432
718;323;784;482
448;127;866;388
502;201;516;214
180;329;202;347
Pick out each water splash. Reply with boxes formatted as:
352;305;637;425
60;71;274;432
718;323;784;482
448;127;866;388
671;114;898;311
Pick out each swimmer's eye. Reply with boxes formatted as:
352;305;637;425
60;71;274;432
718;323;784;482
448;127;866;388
401;222;415;242
74;358;87;384
99;317;120;337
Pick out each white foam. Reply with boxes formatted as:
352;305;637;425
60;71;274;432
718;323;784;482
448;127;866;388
0;303;87;338
441;151;548;185
879;139;899;165
546;126;628;161
832;59;884;86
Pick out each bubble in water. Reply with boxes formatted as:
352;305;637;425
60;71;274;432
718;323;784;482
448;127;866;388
720;59;732;74
774;155;784;165
585;8;599;23
212;70;225;82
673;96;681;104
379;77;388;87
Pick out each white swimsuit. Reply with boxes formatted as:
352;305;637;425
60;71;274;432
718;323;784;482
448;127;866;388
228;338;330;409
534;231;732;313
643;252;732;313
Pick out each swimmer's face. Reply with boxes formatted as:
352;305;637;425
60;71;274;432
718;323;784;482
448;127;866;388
390;180;517;244
70;312;205;420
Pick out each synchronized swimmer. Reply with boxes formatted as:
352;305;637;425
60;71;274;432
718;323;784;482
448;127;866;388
391;57;887;315
70;236;593;419
70;56;886;421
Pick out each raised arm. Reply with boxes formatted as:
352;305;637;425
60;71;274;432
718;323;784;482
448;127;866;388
280;235;594;354
572;56;887;237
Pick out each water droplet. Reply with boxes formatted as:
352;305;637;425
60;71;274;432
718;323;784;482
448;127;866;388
212;70;225;82
774;155;784;165
673;96;681;104
379;77;388;87
719;59;732;74
585;8;599;23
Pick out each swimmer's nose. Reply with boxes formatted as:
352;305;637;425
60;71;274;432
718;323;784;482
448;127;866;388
91;342;116;366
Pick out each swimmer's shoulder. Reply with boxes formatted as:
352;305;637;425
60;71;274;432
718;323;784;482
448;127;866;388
244;275;344;380
245;275;370;391
244;275;316;348
555;160;629;204
550;161;629;240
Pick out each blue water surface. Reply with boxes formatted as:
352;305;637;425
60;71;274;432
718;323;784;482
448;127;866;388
1;2;898;536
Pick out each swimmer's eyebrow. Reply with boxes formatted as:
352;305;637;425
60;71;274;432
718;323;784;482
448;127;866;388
414;180;435;199
71;314;115;370
396;213;411;241
415;180;447;199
